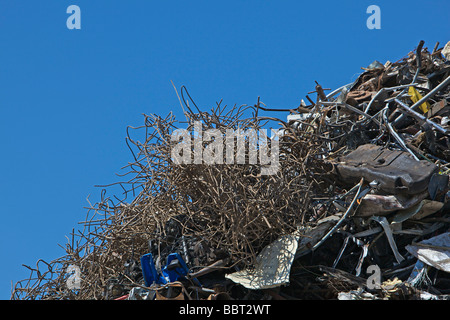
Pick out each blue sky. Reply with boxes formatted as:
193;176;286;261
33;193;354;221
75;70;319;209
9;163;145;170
0;1;448;299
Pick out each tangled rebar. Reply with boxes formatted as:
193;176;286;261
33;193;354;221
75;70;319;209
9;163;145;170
11;41;450;300
11;80;353;299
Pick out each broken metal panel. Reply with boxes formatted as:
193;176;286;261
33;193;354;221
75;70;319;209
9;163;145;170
225;231;300;290
406;232;450;273
335;144;438;195
356;192;428;217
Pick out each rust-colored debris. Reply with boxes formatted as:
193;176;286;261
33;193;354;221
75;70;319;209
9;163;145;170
11;40;450;300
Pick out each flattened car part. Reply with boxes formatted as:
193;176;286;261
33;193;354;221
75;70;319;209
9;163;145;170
334;144;438;195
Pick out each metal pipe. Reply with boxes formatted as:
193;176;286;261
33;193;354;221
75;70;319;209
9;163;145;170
364;83;419;114
411;40;425;86
382;109;420;161
311;179;364;251
320;100;381;125
394;98;448;134
393;75;450;125
326;82;352;100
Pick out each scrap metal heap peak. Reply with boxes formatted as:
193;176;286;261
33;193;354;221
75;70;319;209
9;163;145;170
11;40;450;300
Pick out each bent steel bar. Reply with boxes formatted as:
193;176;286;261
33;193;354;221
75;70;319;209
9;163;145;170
364;83;419;114
393;75;450;125
370;216;405;264
394;98;448;134
382;109;420;161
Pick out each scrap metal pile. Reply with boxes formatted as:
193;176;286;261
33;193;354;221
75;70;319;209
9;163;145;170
11;40;450;300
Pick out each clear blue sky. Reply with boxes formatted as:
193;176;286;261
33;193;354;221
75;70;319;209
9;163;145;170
0;0;448;299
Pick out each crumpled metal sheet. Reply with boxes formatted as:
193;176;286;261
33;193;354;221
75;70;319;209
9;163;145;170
338;290;380;300
442;41;450;60
406;232;450;273
225;231;300;290
127;287;155;300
